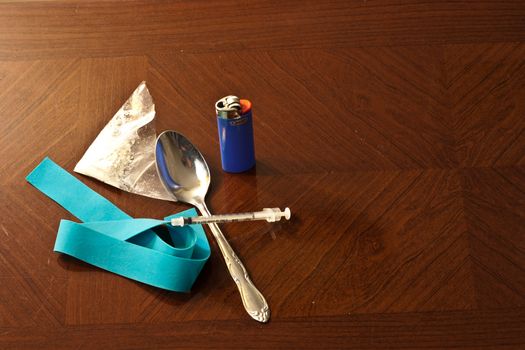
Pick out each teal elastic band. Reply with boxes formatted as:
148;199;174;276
26;157;210;292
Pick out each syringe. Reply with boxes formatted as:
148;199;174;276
170;207;291;227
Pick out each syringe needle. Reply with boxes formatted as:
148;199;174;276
170;207;291;227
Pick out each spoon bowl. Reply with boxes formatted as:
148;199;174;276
155;131;210;205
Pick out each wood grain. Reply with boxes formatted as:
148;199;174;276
0;1;524;59
2;309;525;350
0;0;524;348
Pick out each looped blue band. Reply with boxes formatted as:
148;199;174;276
26;157;210;292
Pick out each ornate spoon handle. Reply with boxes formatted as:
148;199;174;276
196;202;270;323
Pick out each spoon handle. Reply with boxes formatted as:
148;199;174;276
196;202;270;323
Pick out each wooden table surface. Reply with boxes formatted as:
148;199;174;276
1;1;525;349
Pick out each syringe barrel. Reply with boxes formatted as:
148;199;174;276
192;211;259;225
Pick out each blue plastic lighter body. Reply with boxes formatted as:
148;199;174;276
217;103;255;173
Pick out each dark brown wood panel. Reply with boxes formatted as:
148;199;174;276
0;0;524;348
147;47;454;172
2;310;525;349
1;1;525;59
447;43;525;167
462;167;525;308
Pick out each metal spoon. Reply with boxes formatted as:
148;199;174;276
155;130;270;323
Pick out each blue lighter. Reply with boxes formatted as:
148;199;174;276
215;95;255;173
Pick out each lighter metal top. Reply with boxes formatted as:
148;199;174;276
215;95;242;119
